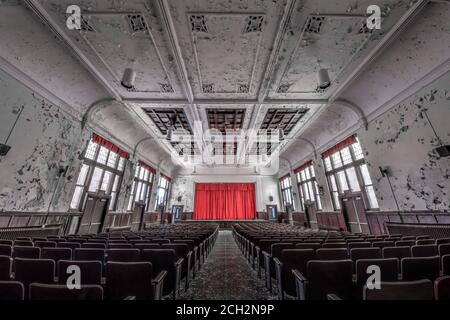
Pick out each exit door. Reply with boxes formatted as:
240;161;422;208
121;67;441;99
340;191;370;233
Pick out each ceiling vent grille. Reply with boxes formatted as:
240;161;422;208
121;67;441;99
160;83;174;93
277;83;291;93
304;16;325;34
238;84;250;94
190;15;208;33
202;84;214;94
127;14;147;33
244;15;264;33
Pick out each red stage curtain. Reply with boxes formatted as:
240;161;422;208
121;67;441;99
193;183;256;220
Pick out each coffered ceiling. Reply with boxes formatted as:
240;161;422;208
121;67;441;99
13;0;427;171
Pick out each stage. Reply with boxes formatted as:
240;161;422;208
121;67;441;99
177;219;266;229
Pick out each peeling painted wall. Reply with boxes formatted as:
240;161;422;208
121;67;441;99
0;69;89;212
358;71;450;212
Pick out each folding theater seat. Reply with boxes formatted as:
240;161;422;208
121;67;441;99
395;240;416;247
105;249;140;263
263;243;294;293
81;243;106;249
16;237;31;241
0;240;13;246
108;244;133;249
0;281;24;300
134;244;161;251
434;276;450;300
402;236;416;241
14;258;55;298
141;249;183;300
293;259;353;300
58;260;102;286
295;243;321;250
73;248;105;263
162;243;192;290
0;256;12;280
350;248;381;263
363;279;433;300
348;242;371;250
273;249;315;300
29;283;103;300
354;258;399;298
438;244;450;256
14;240;33;247
13;246;40;259
173;240;197;278
321;242;347;249
411;245;438;257
105;262;166;300
0;244;12;257
442;254;450;276
401;256;440;281
436;238;450;245
41;248;72;265
315;248;348;260
416;239;436;245
372;241;395;250
57;242;81;251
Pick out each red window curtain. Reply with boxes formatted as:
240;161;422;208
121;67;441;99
138;160;156;174
193;183;256;220
92;133;129;159
321;135;356;158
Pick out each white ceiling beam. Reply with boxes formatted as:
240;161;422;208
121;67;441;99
125;98;328;105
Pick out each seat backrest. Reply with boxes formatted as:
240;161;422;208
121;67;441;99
411;245;438;257
81;243;106;249
322;242;347;249
395;240;415;247
173;240;195;251
41;248;72;262
363;279;433;300
271;243;294;259
355;258;399;288
141;249;176;294
0;244;12;257
372;241;395;249
105;262;153;300
315;248;348;261
436;238;450;245
281;249;315;276
161;243;189;260
34;241;57;249
401;256;440;281
57;242;81;250
348;242;372;250
0;240;13;246
108;244;133;249
416;239;435;245
0;256;12;281
105;249;140;263
0;281;24;300
29;283;103;300
402;236;416;241
134;244;161;251
438;243;450;256
14;258;55;293
382;246;411;260
442;254;450;276
73;248;105;263
434;276;450;300
350;248;381;262
14;240;33;247
296;243;321;251
58;260;102;285
306;260;353;300
13;246;40;259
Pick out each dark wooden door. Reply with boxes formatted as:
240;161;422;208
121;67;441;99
78;192;110;234
131;201;145;232
340;191;369;233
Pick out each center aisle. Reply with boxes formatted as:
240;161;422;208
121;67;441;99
180;230;275;300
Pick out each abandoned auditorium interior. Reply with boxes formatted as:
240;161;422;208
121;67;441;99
1;0;450;309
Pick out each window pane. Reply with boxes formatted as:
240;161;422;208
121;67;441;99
324;157;332;172
305;168;310;180
139;167;145;180
140;184;147;201
346;167;361;192
109;192;117;211
341;147;352;165
307;182;314;202
117;158;125;171
76;164;90;185
97;147;109;165
143;169;149;181
136;182;142;201
107;152;118;168
300;171;306;181
100;171;112;192
329;175;338;192
127;194;134;211
336;170;349;191
332;152;343;168
352;140;364;160
365;186;379;208
310;165;315;177
85;140;98;160
88;167;103;192
333;192;341;210
296;173;301;182
112;175;120;192
70;186;84;210
303;184;310;200
359;164;373;185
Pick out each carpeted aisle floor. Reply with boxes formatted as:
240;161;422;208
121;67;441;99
180;230;276;300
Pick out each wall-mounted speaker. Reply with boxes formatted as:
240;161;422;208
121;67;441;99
435;145;450;157
0;144;11;156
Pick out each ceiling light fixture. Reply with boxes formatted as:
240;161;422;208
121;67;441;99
121;67;136;89
317;60;331;90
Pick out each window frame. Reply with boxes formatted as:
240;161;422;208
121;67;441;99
296;164;322;212
127;163;154;212
154;175;171;211
280;176;295;210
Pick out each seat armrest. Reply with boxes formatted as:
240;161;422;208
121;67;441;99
292;269;307;300
327;294;342;300
152;270;167;300
124;296;136;300
273;257;284;300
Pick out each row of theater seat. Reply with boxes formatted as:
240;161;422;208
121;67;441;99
233;222;450;300
0;224;219;300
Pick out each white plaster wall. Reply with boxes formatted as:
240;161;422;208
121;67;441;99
357;71;450;212
169;175;281;213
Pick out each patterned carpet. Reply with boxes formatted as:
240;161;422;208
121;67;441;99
180;230;276;300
